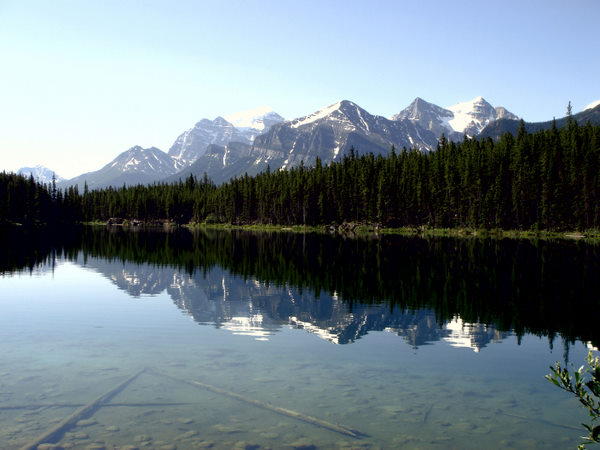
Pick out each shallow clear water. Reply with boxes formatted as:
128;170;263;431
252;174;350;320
0;229;596;449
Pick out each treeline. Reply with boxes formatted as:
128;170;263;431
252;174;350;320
3;118;600;230
0;172;80;227
207;119;600;230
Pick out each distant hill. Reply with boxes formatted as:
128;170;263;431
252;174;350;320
17;165;64;184
480;103;600;140
59;146;182;191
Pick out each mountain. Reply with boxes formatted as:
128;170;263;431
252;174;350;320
59;98;523;188
168;109;284;167
59;108;284;190
479;102;600;140
168;117;252;166
171;98;523;184
165;141;255;185
391;96;518;139
224;106;285;141
224;100;438;174
584;99;600;111
391;97;461;140
445;96;518;137
60;146;182;191
17;165;64;184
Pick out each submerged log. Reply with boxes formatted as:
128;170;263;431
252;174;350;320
156;371;365;439
19;368;146;450
495;408;580;431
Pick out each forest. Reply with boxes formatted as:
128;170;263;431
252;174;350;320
2;118;600;231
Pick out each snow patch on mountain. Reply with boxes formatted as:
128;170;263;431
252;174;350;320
224;106;280;131
445;97;491;133
443;96;517;137
17;165;64;183
584;99;600;111
111;146;183;175
290;101;343;129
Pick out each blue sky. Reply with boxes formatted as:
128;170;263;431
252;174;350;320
1;0;598;178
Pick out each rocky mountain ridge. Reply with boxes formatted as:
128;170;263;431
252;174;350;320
391;96;519;140
53;96;540;189
58;146;183;190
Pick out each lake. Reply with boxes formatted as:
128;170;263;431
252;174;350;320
0;227;598;449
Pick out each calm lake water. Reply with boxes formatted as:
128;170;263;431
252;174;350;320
0;227;598;449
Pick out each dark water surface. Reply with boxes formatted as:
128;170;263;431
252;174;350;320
0;227;598;449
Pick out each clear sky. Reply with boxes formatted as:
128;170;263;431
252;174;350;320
1;0;598;178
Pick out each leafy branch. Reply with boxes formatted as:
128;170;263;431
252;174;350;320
546;349;600;448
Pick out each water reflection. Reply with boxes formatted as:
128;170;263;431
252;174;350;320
3;226;600;348
81;258;509;348
1;226;597;449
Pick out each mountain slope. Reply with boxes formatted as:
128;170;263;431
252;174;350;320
164;141;256;185
168;109;285;167
584;100;600;111
167;117;250;166
391;97;460;140
17;165;64;184
224;106;285;141
58;98;525;188
60;146;181;190
245;100;438;172
392;96;518;139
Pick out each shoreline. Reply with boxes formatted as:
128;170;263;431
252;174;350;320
77;220;600;241
183;223;600;241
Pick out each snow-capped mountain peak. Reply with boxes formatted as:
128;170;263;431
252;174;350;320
287;99;375;132
392;97;453;122
444;97;518;137
391;98;456;137
110;146;183;175
445;97;494;133
290;101;344;129
17;165;64;183
168;109;284;167
224;106;283;131
584;99;600;111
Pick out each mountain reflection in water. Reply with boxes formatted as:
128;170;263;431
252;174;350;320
79;258;507;349
2;226;599;349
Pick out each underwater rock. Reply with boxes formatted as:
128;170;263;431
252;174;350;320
84;444;106;450
66;431;89;440
133;434;152;443
37;444;65;450
288;438;317;450
259;431;279;439
176;430;199;440
232;441;261;450
76;418;97;427
212;424;243;433
189;441;216;448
